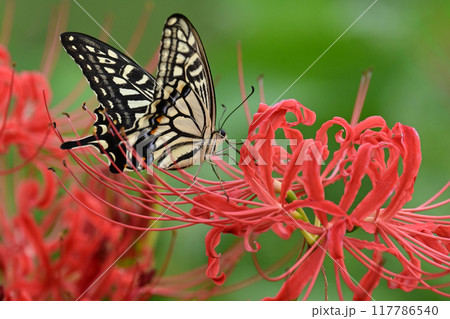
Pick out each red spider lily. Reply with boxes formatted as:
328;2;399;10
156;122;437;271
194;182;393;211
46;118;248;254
0;164;251;300
0;146;246;300
240;100;450;300
0;45;63;173
57;92;450;300
0;167;159;300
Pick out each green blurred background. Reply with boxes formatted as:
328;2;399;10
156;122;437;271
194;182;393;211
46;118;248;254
3;0;448;300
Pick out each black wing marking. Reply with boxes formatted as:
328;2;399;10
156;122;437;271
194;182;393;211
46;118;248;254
60;32;156;130
61;105;130;173
134;84;211;170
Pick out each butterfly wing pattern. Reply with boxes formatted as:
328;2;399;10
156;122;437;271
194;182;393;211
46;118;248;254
60;14;225;173
132;14;221;170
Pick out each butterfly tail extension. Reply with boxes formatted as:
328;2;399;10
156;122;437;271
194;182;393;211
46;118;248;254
61;132;130;173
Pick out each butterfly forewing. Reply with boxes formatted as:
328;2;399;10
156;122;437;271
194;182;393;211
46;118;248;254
60;32;156;130
60;32;159;172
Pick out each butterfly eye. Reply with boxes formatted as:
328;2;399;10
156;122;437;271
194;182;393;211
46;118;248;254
219;129;227;138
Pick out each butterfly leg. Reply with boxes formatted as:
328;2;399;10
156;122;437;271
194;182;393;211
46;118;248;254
214;145;243;167
209;163;229;202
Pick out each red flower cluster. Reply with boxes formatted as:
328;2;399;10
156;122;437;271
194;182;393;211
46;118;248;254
188;99;449;300
239;100;449;300
0;44;160;300
59;95;450;300
0;169;158;300
0;45;63;173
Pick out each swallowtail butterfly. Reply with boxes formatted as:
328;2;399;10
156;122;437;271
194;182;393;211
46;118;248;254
60;14;226;173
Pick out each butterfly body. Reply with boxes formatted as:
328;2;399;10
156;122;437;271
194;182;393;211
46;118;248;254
60;14;225;172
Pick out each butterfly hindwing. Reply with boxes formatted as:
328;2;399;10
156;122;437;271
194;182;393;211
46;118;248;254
61;105;130;173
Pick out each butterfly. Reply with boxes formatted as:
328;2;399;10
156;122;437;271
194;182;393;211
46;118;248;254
60;14;226;173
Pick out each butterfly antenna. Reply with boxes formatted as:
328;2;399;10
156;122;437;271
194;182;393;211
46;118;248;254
217;104;227;129
219;86;255;129
226;140;245;146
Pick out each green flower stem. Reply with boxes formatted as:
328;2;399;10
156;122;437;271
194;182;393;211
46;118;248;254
285;189;309;222
285;189;317;246
274;180;318;246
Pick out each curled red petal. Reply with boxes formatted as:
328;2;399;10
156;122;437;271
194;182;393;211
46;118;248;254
328;220;347;262
382;124;421;220
271;222;295;240
280;139;309;201
350;149;400;225
284;199;347;219
249;100;316;137
205;227;226;285
339;143;373;212
239;144;276;204
244;226;261;252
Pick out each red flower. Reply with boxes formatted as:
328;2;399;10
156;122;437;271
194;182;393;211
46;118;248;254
0;168;160;300
240;100;449;300
59;93;449;300
0;45;63;173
